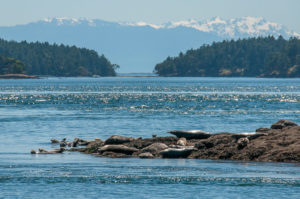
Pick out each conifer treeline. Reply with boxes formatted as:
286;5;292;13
0;54;25;74
154;36;300;77
0;39;118;76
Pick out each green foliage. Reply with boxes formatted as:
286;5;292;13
0;54;25;74
154;36;300;77
0;39;117;76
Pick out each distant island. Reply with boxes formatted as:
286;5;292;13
154;36;300;77
0;38;118;77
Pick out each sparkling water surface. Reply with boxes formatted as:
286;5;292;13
0;77;300;198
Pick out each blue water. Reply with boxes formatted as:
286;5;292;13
0;77;300;198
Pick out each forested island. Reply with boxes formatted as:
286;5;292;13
0;38;118;77
0;54;25;74
154;36;300;77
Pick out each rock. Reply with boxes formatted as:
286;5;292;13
139;152;154;159
159;147;196;158
104;135;134;145
141;143;168;154
31;150;37;154
101;151;131;158
59;138;68;147
51;139;59;144
84;139;104;153
177;137;187;146
271;120;298;129
231;132;255;139
237;137;249;150
31;120;300;162
98;145;138;155
60;142;67;147
168;130;211;139
256;128;270;133
232;132;266;140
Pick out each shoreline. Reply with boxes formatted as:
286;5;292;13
0;74;39;79
33;120;300;163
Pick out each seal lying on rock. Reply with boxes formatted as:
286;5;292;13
159;147;196;158
177;137;187;146
168;130;211;139
141;142;168;154
31;148;65;154
72;138;91;147
104;135;134;145
139;152;154;159
51;139;60;144
98;145;138;155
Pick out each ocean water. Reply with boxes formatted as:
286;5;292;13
0;77;299;198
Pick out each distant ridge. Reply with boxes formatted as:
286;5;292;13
0;17;298;73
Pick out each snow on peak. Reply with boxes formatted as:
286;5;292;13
41;17;299;38
42;17;96;26
162;16;298;38
121;21;164;29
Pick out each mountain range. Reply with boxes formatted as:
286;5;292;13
0;17;298;73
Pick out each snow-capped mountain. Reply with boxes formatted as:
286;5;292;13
0;17;298;72
41;16;299;39
127;16;299;39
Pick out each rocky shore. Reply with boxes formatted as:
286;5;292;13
0;74;38;79
33;120;300;163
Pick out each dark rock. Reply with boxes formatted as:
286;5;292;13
246;147;266;160
194;142;206;149
104;135;134;145
168;130;211;139
231;132;266;140
101;151;131;158
271;120;298;129
84;139;104;153
60;142;67;147
237;137;249;150
256;128;270;133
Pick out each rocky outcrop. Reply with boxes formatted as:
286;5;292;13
33;120;299;162
270;120;298;129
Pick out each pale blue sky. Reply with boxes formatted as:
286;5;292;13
0;0;299;32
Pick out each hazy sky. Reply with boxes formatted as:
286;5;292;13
0;0;299;32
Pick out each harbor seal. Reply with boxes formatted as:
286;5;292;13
30;148;65;154
168;130;211;139
141;142;168;154
98;145;138;155
159;146;196;158
104;135;134;145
